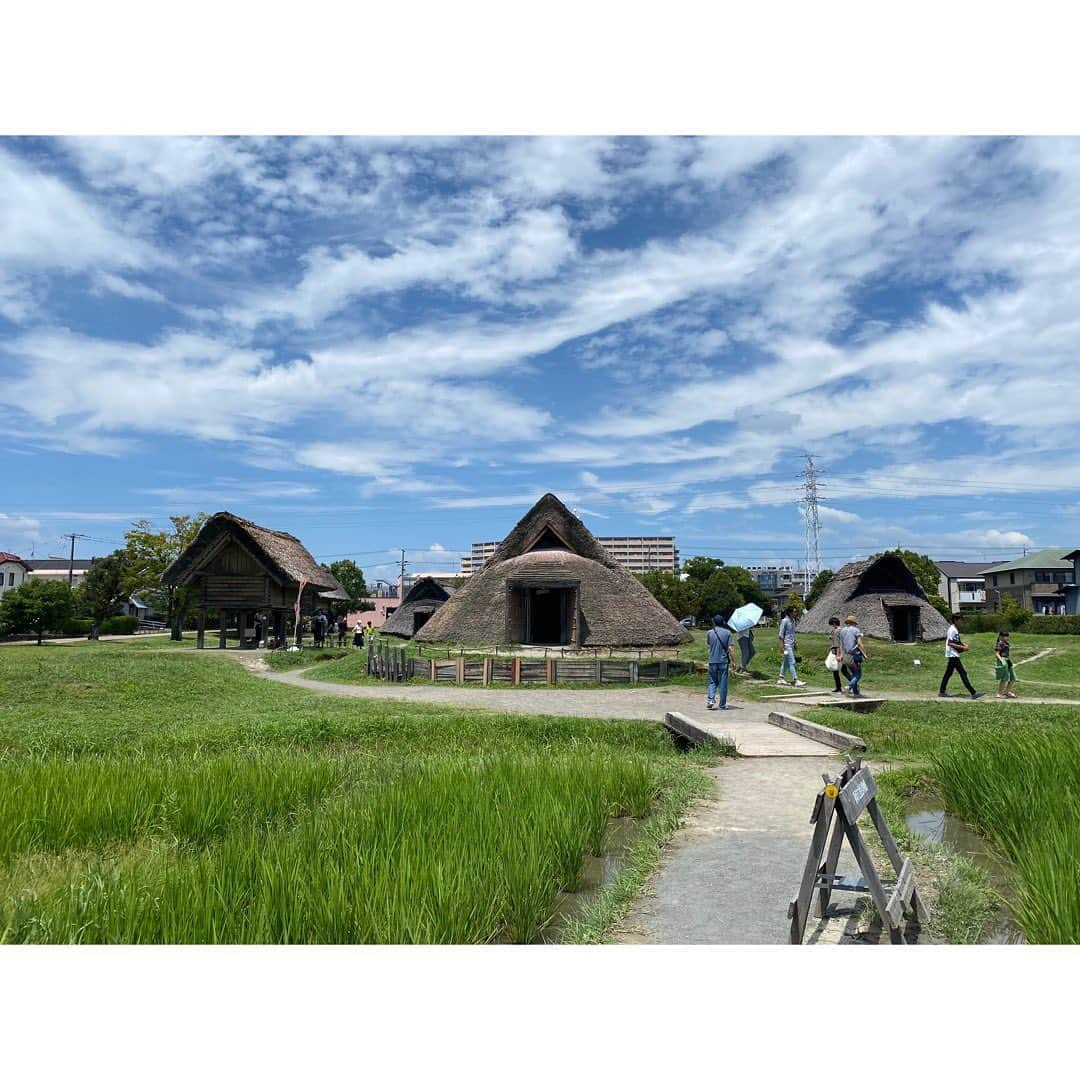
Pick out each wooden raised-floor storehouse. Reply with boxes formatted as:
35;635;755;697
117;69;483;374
162;512;348;648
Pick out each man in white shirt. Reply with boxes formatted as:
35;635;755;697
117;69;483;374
939;612;984;699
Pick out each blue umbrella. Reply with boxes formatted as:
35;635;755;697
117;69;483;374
727;603;763;633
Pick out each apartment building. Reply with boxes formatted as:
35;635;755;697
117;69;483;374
936;561;992;612
461;536;680;575
744;564;812;600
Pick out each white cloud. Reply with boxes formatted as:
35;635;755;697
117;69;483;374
92;272;166;304
0;145;150;272
685;492;745;514
815;506;862;525
0;512;41;552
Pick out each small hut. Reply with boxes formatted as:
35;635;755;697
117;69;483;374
801;553;949;642
162;512;348;648
414;493;691;648
381;577;456;638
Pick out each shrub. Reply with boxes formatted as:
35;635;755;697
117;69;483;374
62;618;94;637
1026;615;1080;636
99;615;138;635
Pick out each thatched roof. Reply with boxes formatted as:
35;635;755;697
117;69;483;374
801;553;949;641
381;577;455;638
162;512;344;596
415;494;691;647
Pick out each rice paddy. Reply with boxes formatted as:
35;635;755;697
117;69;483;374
809;700;1080;943
0;641;714;944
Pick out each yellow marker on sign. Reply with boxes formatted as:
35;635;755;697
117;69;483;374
824;784;839;799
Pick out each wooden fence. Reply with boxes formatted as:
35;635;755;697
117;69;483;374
419;656;695;686
366;643;416;681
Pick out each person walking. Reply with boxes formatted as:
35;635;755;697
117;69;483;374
777;605;806;687
995;630;1017;699
353;621;365;649
839;614;869;697
735;625;756;675
939;612;985;699
336;615;347;647
827;616;853;693
706;614;736;710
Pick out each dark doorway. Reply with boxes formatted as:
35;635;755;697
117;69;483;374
526;587;570;645
888;605;919;642
413;611;433;635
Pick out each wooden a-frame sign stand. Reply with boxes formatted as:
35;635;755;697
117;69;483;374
789;757;927;944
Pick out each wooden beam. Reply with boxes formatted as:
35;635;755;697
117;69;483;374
196;607;206;650
218;610;228;649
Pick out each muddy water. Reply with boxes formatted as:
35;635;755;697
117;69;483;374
904;796;1022;943
542;817;641;942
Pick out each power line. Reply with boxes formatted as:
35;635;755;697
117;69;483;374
60;533;92;588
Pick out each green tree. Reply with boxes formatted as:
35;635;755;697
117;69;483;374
0;578;75;644
329;559;368;607
718;565;769;609
81;551;132;637
874;548;942;600
123;514;208;640
805;569;834;610
682;556;725;584
929;593;952;619
1000;593;1031;629
636;570;695;620
694;571;742;623
783;592;806;619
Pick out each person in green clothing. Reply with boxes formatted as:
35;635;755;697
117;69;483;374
995;630;1017;699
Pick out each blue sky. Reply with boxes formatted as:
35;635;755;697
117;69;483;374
1;136;1077;583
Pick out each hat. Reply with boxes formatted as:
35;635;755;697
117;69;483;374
844;614;857;623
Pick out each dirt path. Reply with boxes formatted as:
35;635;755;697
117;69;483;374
258;667;834;757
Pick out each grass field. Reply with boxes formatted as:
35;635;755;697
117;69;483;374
0;640;716;943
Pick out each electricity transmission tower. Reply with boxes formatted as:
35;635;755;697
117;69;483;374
799;455;823;599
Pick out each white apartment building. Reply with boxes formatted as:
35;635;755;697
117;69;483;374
461;536;680;575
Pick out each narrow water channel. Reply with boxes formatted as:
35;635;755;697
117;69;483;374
904;796;1022;943
542;817;641;942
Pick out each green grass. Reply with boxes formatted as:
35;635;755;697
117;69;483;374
932;734;1080;944
0;640;715;943
811;702;1080;943
803;700;1080;761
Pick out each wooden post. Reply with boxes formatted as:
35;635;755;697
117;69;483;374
483;658;491;685
659;659;668;680
512;657;521;685
595;659;602;683
430;658;436;680
457;656;465;684
546;658;554;685
196;607;206;650
218;610;229;649
630;660;638;684
237;610;248;649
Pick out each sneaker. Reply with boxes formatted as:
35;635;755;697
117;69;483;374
717;704;729;710
938;692;951;698
1006;692;1018;699
706;701;717;710
852;689;863;698
777;678;789;686
831;688;843;694
970;691;986;700
794;680;807;687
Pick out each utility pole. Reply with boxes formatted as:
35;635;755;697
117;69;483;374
799;454;823;600
61;533;91;588
399;549;408;599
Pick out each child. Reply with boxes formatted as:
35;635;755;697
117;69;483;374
995;630;1017;699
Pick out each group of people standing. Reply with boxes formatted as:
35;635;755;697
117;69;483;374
311;611;350;648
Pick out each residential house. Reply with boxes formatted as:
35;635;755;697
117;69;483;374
935;561;992;612
25;558;96;588
982;549;1074;614
1061;550;1080;615
0;553;31;600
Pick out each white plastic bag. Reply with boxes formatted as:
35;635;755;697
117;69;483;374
825;651;839;671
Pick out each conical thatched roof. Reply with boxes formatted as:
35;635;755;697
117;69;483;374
801;553;949;641
163;512;344;596
381;577;456;638
415;494;691;647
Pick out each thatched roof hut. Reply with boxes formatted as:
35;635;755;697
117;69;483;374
414;494;691;648
163;512;347;647
801;553;948;642
381;577;456;638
